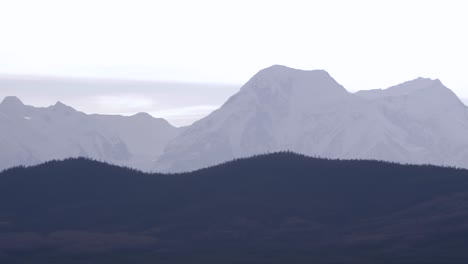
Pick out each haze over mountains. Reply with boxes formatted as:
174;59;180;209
1;65;468;172
0;76;238;126
156;65;468;172
0;97;180;171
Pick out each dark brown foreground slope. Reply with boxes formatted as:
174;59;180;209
1;153;468;263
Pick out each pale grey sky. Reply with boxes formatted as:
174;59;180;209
0;0;467;125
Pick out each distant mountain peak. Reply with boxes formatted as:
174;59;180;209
1;96;24;107
261;64;328;73
132;112;153;119
50;101;76;113
241;65;346;99
356;77;450;100
0;96;26;114
403;76;443;88
253;65;332;81
54;101;69;107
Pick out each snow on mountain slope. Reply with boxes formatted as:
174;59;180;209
2;66;467;173
0;97;181;171
355;77;440;99
155;65;468;172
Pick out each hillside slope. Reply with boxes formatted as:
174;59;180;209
2;153;468;263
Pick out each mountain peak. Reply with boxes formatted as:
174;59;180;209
256;65;331;79
132;112;154;119
1;96;24;107
385;77;456;99
356;77;449;100
239;65;347;100
0;96;25;113
50;101;76;113
404;77;443;90
54;101;67;107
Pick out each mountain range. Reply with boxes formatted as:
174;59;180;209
1;65;468;172
156;65;468;172
0;96;180;171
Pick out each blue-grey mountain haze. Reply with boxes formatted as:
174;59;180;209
0;75;238;126
1;74;466;127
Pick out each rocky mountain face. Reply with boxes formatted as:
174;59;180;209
155;65;468;172
0;97;181;171
2;65;467;172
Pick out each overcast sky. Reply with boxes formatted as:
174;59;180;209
0;0;467;125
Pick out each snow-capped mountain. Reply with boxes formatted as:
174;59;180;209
0;97;181;171
155;65;468;172
2;65;467;173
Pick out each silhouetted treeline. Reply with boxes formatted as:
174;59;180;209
1;152;468;263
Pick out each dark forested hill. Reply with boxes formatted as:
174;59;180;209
1;153;468;263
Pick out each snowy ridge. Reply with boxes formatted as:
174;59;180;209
155;65;468;172
0;97;181;171
1;65;467;173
